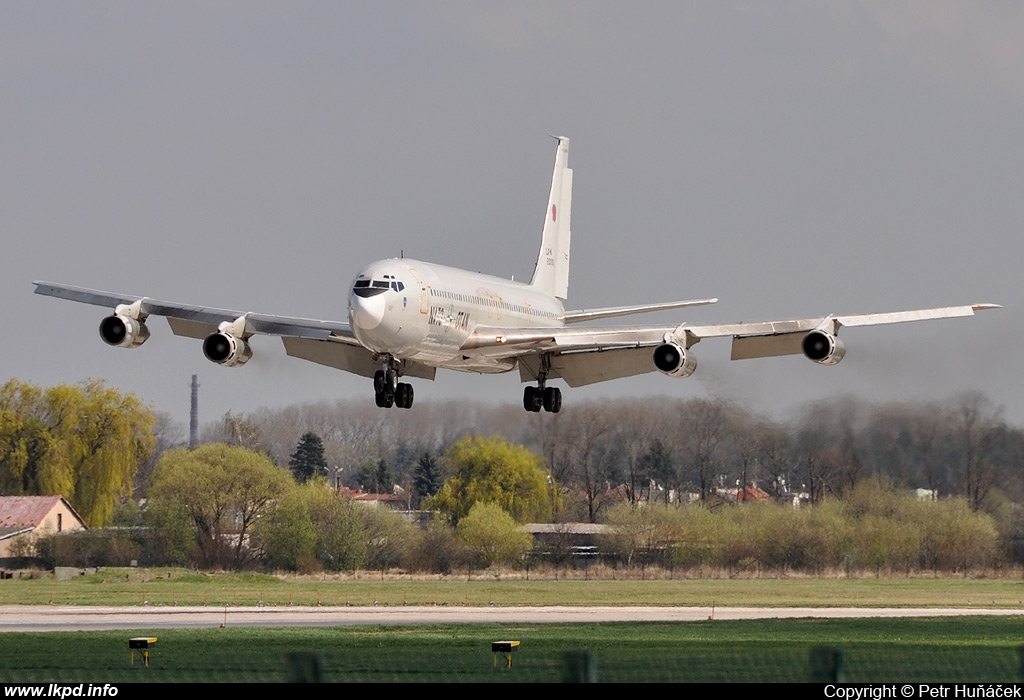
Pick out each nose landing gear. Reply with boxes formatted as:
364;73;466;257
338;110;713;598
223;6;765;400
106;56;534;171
373;362;413;409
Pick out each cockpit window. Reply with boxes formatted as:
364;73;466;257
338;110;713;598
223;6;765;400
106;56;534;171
353;277;400;298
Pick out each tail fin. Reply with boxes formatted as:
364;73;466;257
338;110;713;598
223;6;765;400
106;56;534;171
530;136;572;299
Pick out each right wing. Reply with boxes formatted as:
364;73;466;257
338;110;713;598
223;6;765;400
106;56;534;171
33;281;354;340
34;281;379;375
34;280;439;380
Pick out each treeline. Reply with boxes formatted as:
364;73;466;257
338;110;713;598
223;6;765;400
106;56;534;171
600;482;999;575
2;377;1022;575
195;391;1024;518
47;466;1001;577
46;440;539;574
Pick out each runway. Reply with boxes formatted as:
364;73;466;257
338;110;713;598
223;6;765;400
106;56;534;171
0;605;1020;632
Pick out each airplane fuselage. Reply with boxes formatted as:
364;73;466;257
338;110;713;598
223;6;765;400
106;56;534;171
349;258;565;373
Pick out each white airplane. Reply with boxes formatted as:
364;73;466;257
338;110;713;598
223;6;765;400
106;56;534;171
35;137;998;413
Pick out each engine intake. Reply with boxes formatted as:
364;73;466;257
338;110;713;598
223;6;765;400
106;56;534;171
99;314;150;348
801;330;846;365
653;341;697;378
203;332;252;367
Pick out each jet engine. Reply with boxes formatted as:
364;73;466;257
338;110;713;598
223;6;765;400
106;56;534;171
203;331;252;367
99;314;150;348
652;341;697;378
801;330;846;365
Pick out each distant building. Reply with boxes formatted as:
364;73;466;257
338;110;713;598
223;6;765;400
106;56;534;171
710;485;771;504
350;490;403;509
0;496;88;560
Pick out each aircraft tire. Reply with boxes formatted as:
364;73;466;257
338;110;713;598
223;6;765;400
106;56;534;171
395;382;414;409
543;387;562;413
523;386;536;412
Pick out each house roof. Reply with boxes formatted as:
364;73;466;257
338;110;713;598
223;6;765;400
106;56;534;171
0;496;87;530
352;492;400;503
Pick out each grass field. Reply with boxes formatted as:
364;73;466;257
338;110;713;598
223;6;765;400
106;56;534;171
1;617;1023;683
4;568;1024;608
3;569;1024;682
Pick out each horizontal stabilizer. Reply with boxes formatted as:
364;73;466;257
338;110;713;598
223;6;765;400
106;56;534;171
563;298;718;324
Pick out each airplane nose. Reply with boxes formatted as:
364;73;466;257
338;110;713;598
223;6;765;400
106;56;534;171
350;293;386;330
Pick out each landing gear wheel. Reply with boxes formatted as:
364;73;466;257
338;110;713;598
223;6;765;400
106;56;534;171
385;368;398;393
395;382;414;409
374;390;387;408
543;386;562;413
373;370;386;394
523;386;542;412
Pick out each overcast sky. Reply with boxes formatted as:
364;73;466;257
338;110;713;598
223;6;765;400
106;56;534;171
3;2;1020;428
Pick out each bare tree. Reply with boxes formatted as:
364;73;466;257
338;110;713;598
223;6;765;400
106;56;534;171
543;406;616;523
674;399;731;501
951;392;1003;510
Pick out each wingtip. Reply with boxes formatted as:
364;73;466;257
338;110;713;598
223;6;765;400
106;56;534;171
973;303;1002;311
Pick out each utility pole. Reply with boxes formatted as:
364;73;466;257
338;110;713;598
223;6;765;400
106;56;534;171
189;374;200;450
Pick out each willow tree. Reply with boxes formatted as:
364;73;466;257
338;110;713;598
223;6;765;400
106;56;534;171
425;436;556;525
0;379;155;526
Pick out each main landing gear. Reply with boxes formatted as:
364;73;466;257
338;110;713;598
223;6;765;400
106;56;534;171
523;385;561;413
373;366;414;409
523;353;561;413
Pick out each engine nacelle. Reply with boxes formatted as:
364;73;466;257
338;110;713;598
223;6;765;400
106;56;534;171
652;341;698;378
801;330;846;365
99;314;150;348
203;331;252;367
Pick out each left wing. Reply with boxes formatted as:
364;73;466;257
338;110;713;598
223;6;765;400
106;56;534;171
465;303;1000;387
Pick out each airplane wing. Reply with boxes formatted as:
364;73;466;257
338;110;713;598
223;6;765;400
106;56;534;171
562;298;718;323
33;281;356;341
32;281;439;380
466;303;1000;387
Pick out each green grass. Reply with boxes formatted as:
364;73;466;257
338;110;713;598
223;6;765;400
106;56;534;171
4;568;1024;608
4;569;1024;682
0;618;1022;682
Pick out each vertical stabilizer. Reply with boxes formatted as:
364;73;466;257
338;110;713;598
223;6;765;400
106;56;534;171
530;136;572;299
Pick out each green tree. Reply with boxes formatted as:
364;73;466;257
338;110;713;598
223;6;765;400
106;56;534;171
254;479;373;572
356;459;390;494
289;432;328;483
425;436;556;525
306;486;368;571
255;483;318;571
456;502;532;569
362;506;417;573
412;451;443;506
148;444;293;570
0;379;155;526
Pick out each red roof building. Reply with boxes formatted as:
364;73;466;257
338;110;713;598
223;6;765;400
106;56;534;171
0;496;88;559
